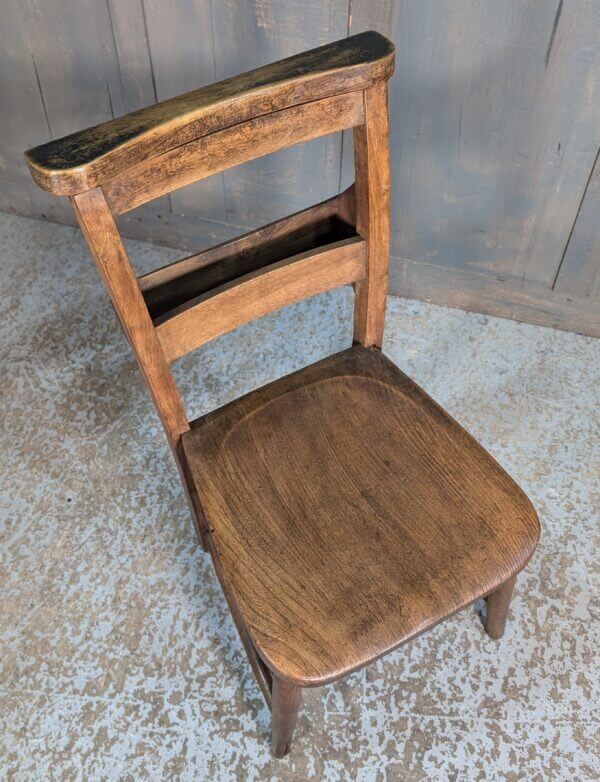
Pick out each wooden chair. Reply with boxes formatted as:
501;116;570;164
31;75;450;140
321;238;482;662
25;31;540;758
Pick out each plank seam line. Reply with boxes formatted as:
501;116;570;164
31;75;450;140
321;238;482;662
31;54;51;136
551;142;600;291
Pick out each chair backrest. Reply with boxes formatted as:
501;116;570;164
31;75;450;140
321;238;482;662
25;31;395;453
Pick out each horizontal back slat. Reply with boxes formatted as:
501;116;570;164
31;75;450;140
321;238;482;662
104;93;364;215
155;236;367;362
139;188;356;319
24;32;393;195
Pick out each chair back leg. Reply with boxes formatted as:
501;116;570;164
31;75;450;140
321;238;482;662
485;575;517;639
271;676;302;758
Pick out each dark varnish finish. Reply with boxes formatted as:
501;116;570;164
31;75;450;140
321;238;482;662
24;31;539;757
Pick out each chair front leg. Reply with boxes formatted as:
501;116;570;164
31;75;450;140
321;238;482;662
485;575;517;639
271;674;302;758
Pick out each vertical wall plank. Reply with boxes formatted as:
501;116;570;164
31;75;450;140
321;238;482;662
211;0;349;227
141;0;226;225
104;0;172;238
19;0;168;229
0;0;48;179
20;0;115;138
509;1;600;287
350;0;600;289
105;0;156;115
0;1;82;222
553;150;600;298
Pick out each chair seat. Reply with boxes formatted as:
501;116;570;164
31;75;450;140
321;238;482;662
182;346;539;686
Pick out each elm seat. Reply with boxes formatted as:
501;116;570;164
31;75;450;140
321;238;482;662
182;346;540;686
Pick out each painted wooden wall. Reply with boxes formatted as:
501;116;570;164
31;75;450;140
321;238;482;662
1;0;599;336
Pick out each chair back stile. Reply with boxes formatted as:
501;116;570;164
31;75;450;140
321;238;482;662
70;187;190;451
352;82;391;348
25;34;394;454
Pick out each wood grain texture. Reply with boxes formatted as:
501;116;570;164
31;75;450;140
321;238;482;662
353;83;391;347
9;3;600;335
71;188;188;448
156;238;367;362
1;0;118;228
102;0;174;227
182;346;540;686
24;31;394;195
139;190;354;319
337;0;395;192
24;29;542;758
104;92;364;214
203;529;274;707
485;576;517;641
270;677;302;758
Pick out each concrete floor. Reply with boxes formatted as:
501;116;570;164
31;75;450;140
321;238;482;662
0;211;598;781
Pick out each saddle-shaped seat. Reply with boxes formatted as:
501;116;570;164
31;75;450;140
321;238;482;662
183;345;539;686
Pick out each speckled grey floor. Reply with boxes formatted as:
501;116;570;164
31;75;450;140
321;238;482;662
0;211;598;781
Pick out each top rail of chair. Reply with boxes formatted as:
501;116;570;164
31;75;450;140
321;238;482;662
24;31;394;196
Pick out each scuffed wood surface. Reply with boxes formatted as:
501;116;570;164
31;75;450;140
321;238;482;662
156;238;367;362
0;204;594;775
209;0;350;227
71;187;189;448
105;93;364;214
141;0;226;224
24;32;394;194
